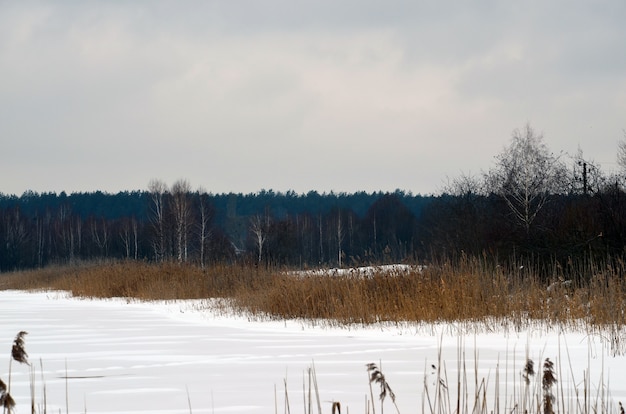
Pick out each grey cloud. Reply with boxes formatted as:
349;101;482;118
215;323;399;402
1;1;625;195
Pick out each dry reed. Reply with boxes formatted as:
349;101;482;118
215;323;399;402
278;338;622;414
2;256;626;341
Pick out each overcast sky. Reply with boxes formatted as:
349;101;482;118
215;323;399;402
1;1;625;196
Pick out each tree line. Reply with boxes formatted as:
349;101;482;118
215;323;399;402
0;182;430;270
2;124;626;281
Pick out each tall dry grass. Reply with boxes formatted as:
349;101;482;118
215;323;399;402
281;340;619;414
2;256;626;335
0;260;273;301
239;257;626;334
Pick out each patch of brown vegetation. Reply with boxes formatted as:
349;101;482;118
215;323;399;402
2;257;626;331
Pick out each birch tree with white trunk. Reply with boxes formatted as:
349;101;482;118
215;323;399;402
171;179;192;263
488;123;568;233
250;214;269;263
197;189;213;269
148;179;167;262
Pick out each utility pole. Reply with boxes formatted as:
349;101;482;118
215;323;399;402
578;160;588;195
583;161;588;195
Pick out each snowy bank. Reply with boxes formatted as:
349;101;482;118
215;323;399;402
0;290;625;413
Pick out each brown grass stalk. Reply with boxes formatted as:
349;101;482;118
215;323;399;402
1;257;626;347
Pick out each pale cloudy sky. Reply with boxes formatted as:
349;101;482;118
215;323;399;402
1;1;625;196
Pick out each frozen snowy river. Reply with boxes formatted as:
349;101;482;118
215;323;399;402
1;290;625;413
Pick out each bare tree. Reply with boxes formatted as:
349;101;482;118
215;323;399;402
250;214;269;263
618;129;626;172
34;212;46;267
148;179;168;262
74;217;82;257
3;207;28;269
56;204;75;263
336;210;344;267
119;217;138;260
318;213;324;264
488;123;567;233
120;219;131;259
90;217;109;257
196;188;214;268
441;172;486;196
171;179;192;263
131;217;138;260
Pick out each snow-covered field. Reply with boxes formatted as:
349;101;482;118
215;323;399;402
1;289;626;414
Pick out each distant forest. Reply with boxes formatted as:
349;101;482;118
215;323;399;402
2;125;626;280
0;188;431;270
0;183;625;279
